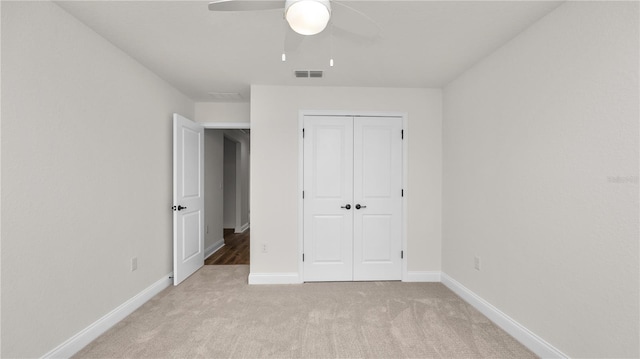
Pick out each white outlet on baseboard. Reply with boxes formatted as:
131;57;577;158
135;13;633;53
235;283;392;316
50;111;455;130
474;256;481;271
131;257;138;271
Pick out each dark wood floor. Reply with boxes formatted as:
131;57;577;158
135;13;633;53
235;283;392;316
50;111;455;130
205;228;250;265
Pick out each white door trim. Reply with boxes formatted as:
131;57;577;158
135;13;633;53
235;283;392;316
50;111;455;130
202;122;250;129
298;110;408;282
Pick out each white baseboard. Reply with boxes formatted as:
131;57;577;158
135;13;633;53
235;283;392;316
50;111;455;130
248;272;301;284
204;238;225;260
404;271;441;282
441;273;567;359
42;273;173;359
235;222;249;234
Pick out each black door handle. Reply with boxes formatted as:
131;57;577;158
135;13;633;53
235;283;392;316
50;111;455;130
177;205;187;211
355;204;367;210
341;204;351;210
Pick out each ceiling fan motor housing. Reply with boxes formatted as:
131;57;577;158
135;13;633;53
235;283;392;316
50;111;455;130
285;0;332;36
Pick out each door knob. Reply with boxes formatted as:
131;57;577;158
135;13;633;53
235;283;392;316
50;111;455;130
355;204;367;210
341;204;351;210
177;205;187;211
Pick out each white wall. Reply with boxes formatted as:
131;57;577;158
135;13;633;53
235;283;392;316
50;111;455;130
195;102;250;124
223;137;238;228
442;2;639;357
250;85;442;275
228;130;250;229
204;130;224;252
1;2;194;357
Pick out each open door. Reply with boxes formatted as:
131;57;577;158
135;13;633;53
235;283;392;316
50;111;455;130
173;113;204;285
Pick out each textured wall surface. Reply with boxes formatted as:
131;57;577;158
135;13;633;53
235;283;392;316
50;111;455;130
443;2;639;357
223;137;238;228
251;86;442;274
1;2;193;357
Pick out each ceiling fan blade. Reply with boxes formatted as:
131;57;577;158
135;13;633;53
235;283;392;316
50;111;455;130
285;27;307;52
331;1;381;41
208;0;284;12
330;23;377;46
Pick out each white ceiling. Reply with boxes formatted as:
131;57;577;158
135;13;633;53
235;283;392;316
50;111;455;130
56;0;563;102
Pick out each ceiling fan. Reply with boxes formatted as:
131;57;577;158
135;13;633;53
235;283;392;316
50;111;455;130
208;0;379;38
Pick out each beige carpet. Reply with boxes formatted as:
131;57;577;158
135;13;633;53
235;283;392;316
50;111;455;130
74;265;536;358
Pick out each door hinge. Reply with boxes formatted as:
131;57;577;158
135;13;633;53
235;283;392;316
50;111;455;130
401;189;404;197
401;250;404;259
302;191;305;199
302;128;305;138
302;253;305;262
401;129;404;139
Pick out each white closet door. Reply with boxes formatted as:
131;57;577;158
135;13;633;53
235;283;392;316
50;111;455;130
353;117;403;280
303;116;354;281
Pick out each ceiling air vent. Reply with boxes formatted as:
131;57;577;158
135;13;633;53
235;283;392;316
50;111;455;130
294;70;323;78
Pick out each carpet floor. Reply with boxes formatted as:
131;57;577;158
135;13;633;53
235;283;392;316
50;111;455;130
74;265;537;358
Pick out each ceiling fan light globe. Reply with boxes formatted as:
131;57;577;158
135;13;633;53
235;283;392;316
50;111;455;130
285;0;331;36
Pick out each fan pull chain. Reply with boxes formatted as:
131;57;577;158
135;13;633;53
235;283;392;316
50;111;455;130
329;24;334;67
282;20;287;62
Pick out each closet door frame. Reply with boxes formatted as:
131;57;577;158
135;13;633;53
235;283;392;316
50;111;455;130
297;110;408;282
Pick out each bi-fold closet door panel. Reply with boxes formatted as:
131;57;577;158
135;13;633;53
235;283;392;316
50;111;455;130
353;117;403;280
303;116;354;281
303;115;403;282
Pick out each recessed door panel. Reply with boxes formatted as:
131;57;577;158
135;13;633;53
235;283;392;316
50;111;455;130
182;128;201;199
361;126;393;198
314;128;346;198
182;211;202;260
312;215;346;263
361;215;393;262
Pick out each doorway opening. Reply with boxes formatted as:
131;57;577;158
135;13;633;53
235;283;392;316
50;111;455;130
203;128;250;265
205;229;250;265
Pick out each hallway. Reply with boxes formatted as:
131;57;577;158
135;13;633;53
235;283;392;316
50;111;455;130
205;229;250;265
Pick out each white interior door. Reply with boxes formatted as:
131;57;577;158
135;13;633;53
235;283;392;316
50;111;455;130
303;116;354;281
173;113;204;285
353;117;403;280
303;115;403;282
